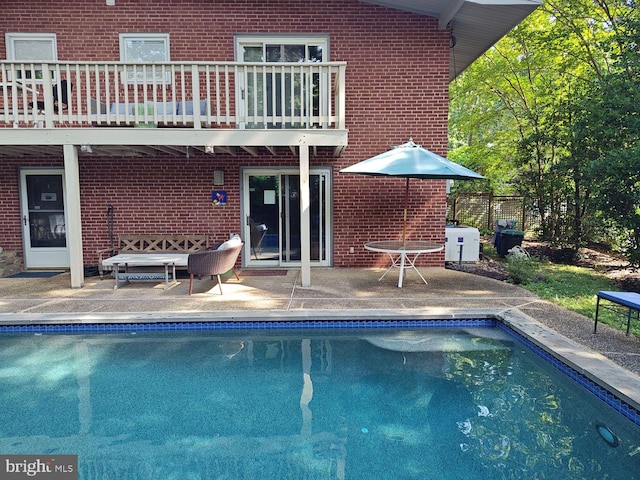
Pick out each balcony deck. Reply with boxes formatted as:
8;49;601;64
0;61;348;157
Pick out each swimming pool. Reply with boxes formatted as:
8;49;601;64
0;320;639;479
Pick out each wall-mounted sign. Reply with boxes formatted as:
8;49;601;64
212;190;227;206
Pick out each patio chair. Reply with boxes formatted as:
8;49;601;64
187;241;243;295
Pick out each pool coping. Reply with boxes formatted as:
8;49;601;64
2;306;640;416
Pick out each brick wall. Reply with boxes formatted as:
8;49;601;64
79;151;303;265
0;0;449;268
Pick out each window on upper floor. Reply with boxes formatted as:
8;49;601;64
5;33;57;80
119;33;170;84
234;35;329;128
236;35;327;63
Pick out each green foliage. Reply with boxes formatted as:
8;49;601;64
505;252;539;285
571;47;640;265
575;75;640;265
449;0;640;258
588;146;640;265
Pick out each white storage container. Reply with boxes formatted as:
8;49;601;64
445;226;480;262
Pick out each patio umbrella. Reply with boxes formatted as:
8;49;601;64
340;140;485;244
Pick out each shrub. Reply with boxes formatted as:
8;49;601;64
506;251;539;285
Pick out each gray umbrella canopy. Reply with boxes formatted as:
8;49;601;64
340;140;485;243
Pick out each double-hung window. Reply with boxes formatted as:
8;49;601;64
5;33;57;80
235;35;329;128
119;33;170;84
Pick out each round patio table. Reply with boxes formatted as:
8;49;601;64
364;240;444;288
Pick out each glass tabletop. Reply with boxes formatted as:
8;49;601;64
364;241;444;254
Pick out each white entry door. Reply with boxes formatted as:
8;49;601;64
20;168;70;269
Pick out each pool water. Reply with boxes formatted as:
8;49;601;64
0;326;639;479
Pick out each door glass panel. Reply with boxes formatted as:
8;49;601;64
283;175;301;262
26;174;66;248
281;174;326;262
14;39;56;60
119;34;171;84
311;174;326;262
248;175;280;262
308;45;323;62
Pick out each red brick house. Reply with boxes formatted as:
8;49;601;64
0;0;539;287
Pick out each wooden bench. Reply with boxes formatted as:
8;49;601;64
98;234;210;279
594;290;640;336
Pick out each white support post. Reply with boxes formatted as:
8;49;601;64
299;144;311;287
63;144;85;288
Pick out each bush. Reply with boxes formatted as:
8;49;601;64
506;251;539;285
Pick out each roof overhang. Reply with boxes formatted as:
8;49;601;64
359;0;542;80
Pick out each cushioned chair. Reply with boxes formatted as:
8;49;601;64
187;242;243;295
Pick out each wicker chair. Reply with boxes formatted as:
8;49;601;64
187;242;243;295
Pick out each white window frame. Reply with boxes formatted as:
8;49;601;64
234;34;328;63
5;33;58;81
119;33;171;84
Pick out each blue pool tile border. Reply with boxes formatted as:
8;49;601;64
0;318;497;333
1;317;639;427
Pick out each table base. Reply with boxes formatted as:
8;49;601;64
378;252;428;288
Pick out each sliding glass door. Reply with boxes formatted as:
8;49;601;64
243;169;331;267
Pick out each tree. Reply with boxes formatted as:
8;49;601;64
571;3;640;263
449;0;637;252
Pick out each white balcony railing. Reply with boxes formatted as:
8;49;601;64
0;61;347;130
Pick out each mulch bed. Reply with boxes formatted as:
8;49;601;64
446;257;510;281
